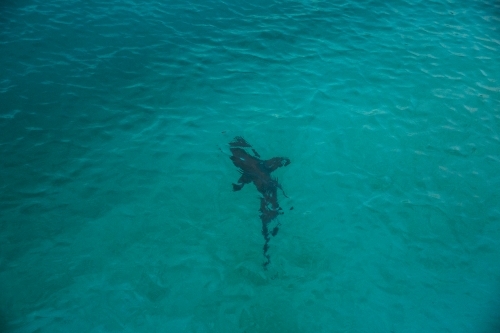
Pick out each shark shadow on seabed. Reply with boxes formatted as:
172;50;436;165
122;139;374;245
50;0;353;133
228;136;290;269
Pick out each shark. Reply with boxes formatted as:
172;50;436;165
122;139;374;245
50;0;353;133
228;136;290;269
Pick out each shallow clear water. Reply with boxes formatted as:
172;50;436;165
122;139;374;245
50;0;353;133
1;0;500;332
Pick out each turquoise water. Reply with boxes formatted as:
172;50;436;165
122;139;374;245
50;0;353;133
1;0;500;331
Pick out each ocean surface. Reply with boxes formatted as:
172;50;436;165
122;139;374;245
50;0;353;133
1;0;500;332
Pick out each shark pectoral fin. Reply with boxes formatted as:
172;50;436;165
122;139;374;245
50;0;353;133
232;183;245;191
238;173;252;184
264;157;291;172
232;171;252;191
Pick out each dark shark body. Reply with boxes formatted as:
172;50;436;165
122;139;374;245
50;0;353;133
229;137;290;269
